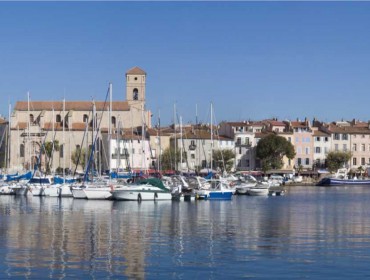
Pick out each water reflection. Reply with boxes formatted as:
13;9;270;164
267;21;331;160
1;187;370;278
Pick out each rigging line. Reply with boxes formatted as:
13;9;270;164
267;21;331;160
212;109;227;173
72;107;92;177
83;86;110;182
175;113;190;173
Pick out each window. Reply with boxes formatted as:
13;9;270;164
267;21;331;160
297;158;302;165
325;137;329;142
56;114;61;123
305;147;310;155
306;137;310;142
343;144;347;151
305;158;310;165
112;116;116;127
315;137;321;142
353;158;357;165
296;137;299;143
353;144;357;151
191;153;195;159
245;137;250;145
334;133;340;140
246;159;250;167
20;144;25;157
362;144;366;152
29;114;34;123
239;147;242;154
60;144;64;158
83;114;88;123
236;137;241;145
297;147;301;155
342;134;348;140
133;88;139;100
362;158;366;165
315;147;321;153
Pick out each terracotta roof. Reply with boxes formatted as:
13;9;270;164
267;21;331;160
313;130;330;137
126;66;146;75
11;122;27;130
14;101;130;111
328;124;370;134
225;121;264;127
290;121;310;128
0;118;7;124
266;120;286;126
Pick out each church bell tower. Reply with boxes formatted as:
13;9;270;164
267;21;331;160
126;66;146;108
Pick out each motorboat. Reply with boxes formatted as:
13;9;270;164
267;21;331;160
195;179;233;200
247;181;270;196
111;178;171;201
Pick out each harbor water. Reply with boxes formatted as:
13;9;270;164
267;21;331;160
1;186;370;279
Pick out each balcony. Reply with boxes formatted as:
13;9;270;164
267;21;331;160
235;140;251;147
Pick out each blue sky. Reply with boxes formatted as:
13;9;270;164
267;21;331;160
1;2;370;125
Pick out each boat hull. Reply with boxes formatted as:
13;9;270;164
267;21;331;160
247;188;269;196
59;185;73;197
72;188;87;199
317;178;370;186
43;186;60;197
112;189;172;201
84;188;112;200
196;190;233;200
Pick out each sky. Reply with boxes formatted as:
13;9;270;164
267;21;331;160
1;2;370;126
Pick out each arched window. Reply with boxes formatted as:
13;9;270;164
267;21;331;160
83;114;88;123
112;116;116;128
133;88;139;100
56;114;61;123
20;144;25;157
29;114;34;123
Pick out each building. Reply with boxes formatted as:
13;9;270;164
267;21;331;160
9;66;151;173
0;117;8;169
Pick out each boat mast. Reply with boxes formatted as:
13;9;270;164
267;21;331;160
210;102;213;172
158;110;161;173
180;115;183;174
27;92;31;171
108;83;112;180
63;98;65;183
6;101;11;171
141;103;146;174
174;103;177;172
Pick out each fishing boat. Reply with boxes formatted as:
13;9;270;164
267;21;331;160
111;178;171;201
316;168;370;186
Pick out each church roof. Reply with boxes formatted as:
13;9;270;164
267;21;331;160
14;101;130;111
126;66;146;75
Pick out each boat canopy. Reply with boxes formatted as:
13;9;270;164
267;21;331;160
137;178;169;192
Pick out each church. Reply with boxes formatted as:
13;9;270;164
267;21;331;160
9;66;151;173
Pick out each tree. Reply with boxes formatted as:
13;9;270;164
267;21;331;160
256;134;296;173
159;147;181;171
71;147;89;171
42;140;60;173
213;149;235;173
326;151;352;173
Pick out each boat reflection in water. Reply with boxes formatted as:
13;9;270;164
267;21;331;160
2;187;370;278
